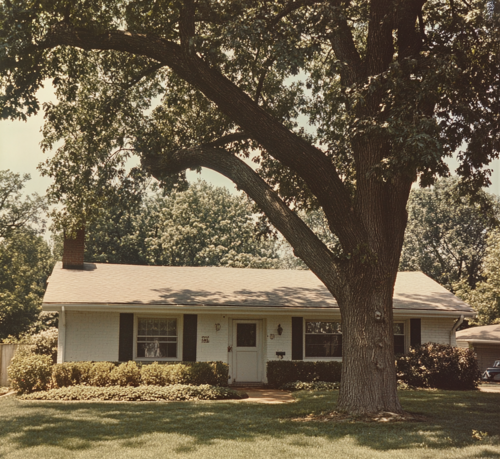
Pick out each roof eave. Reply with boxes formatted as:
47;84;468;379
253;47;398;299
42;302;476;318
456;338;500;345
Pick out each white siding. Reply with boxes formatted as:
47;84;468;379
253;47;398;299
196;314;230;363
421;317;455;346
60;311;462;365
265;316;292;361
65;311;120;362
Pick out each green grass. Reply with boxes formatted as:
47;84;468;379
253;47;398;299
0;390;499;458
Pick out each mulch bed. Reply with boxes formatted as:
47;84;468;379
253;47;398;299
292;410;428;423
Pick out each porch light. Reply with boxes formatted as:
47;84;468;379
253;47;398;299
215;323;221;332
277;324;283;336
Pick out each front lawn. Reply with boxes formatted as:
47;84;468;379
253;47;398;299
0;390;498;458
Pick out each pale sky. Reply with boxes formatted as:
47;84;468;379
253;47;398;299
1;83;499;199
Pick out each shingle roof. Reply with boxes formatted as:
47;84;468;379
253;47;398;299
456;324;500;341
42;262;474;313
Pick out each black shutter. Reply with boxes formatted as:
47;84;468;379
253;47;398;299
291;317;303;360
183;314;198;362
119;313;134;362
410;319;421;348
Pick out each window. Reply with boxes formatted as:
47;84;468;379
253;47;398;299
137;318;177;359
393;322;405;355
237;323;257;347
305;321;342;358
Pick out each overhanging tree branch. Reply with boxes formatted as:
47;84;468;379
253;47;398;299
42;23;367;252
141;145;343;293
202;132;250;147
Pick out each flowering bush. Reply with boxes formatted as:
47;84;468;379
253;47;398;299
4;327;58;362
396;343;480;390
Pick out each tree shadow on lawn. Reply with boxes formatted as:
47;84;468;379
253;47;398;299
1;390;499;455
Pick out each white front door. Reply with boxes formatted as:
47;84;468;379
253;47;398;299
232;320;262;383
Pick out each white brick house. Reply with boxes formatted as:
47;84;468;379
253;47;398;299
42;258;475;385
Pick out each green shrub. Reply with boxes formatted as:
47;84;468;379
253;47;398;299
88;361;116;386
267;361;342;388
161;362;229;386
52;362;93;387
140;361;229;387
280;380;340;391
396;343;480;390
8;353;53;394
140;361;167;385
28;328;58;363
48;360;229;389
20;384;247;401
110;361;142;387
4;327;58;363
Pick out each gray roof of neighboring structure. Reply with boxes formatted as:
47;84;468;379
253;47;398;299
42;262;474;314
456;324;500;342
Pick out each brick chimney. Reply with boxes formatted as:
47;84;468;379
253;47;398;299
62;228;85;269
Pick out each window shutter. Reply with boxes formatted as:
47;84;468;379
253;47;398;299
291;317;303;360
410;319;421;348
183;314;198;362
119;313;134;362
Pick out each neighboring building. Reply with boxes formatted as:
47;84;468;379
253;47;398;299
457;324;500;372
42;231;475;385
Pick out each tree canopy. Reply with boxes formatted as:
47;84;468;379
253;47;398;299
1;0;499;414
0;171;54;340
0;170;47;238
400;177;499;292
456;229;500;326
85;180;282;268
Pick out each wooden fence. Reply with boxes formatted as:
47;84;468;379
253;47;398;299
0;344;19;387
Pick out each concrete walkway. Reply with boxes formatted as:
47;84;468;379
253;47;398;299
235;388;295;404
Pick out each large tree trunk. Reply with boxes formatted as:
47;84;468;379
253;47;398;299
336;272;402;414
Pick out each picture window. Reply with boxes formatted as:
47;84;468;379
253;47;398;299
305;321;342;358
137;318;177;359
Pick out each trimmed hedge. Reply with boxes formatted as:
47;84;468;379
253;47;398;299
396;343;480;390
20;384;247;401
267;360;342;388
280;380;340;391
8;353;53;394
10;358;229;394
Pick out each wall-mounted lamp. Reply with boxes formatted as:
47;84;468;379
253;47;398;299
277;324;283;336
215;323;221;332
276;351;285;360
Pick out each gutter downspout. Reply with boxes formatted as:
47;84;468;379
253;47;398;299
59;306;66;364
450;315;464;346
